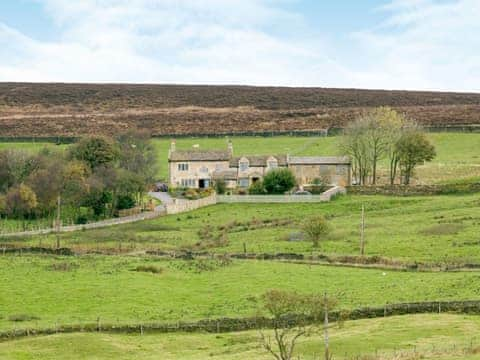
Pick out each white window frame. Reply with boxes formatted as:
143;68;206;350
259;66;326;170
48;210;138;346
181;179;196;187
178;163;189;171
239;161;249;172
238;178;250;188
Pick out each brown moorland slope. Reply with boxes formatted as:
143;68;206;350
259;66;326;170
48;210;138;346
1;83;479;137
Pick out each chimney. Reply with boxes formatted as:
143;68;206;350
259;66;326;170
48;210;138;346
227;139;233;157
169;139;176;155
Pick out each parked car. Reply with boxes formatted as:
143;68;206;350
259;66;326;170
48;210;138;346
154;182;169;192
294;190;312;195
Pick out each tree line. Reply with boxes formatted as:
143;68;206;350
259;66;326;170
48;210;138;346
0;132;158;223
340;107;436;185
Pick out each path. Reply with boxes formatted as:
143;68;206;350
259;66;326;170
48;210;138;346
148;191;173;211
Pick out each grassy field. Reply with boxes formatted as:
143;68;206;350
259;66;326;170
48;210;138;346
2;314;480;359
151;132;480;182
1;255;480;332
4;193;480;264
2;132;479;182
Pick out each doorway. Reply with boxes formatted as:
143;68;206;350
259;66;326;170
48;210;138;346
199;179;210;189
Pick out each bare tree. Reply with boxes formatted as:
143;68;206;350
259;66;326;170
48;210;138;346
341;107;409;185
259;290;337;360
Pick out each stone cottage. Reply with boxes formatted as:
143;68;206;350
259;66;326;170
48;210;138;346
168;140;351;189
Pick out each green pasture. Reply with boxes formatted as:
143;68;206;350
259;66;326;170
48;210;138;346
1;132;480;183
4;193;480;264
1;314;480;359
1;255;480;332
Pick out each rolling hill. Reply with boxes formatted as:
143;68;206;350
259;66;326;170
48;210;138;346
1;83;479;137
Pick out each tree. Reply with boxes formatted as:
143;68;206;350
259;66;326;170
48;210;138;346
5;184;38;219
259;290;337;360
27;165;64;216
0;194;6;215
0;150;36;191
340;107;405;185
396;131;436;185
303;216;331;248
69;136;119;170
214;179;227;194
263;169;296;194
116;130;158;183
339;119;371;185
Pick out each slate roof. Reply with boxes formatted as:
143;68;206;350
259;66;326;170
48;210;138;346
212;169;238;180
169;150;230;162
229;155;288;167
288;156;351;165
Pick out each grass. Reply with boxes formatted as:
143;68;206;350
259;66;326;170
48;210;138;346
1;255;480;332
2;132;480;182
4;193;480;264
1;314;480;359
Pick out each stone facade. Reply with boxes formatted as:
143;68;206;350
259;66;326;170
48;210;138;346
168;140;351;189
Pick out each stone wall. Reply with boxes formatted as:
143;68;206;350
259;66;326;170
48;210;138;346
165;194;217;214
347;184;480;196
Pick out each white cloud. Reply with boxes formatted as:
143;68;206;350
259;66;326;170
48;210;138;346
0;0;479;91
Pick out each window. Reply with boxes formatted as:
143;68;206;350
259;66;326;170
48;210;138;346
181;179;196;187
238;178;249;188
178;163;189;171
239;161;249;172
267;160;278;169
199;166;209;173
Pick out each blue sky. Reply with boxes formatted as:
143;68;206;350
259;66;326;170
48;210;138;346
0;0;478;91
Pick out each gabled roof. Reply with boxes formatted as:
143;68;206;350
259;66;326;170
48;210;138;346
169;150;230;162
288;156;351;165
230;155;288;167
212;169;238;180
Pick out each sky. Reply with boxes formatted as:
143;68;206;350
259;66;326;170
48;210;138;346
0;0;479;91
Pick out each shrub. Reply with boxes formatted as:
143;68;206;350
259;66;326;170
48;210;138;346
8;314;40;322
75;215;89;225
263;169;296;194
303;215;331;248
248;181;266;195
117;194;136;210
215;179;227;194
133;265;164;274
420;223;465;236
184;188;199;200
49;262;79;272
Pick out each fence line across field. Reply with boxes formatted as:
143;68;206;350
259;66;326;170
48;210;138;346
3;300;480;343
0;187;345;238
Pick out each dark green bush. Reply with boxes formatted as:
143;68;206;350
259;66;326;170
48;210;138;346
117;194;136;210
263;169;296;194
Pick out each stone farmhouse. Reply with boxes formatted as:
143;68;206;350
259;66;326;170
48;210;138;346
168;140;351;189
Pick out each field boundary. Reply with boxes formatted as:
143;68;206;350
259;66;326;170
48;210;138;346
1;125;480;142
0;210;166;238
2;300;480;342
218;186;346;203
1;187;344;237
2;247;479;272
